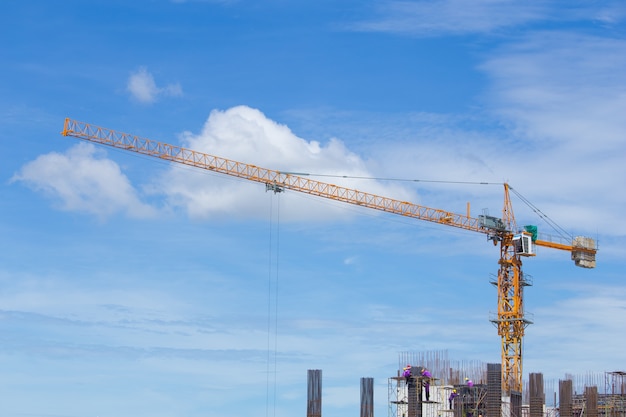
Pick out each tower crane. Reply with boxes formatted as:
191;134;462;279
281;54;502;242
60;117;597;394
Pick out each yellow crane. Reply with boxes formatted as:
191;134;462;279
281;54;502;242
60;117;597;394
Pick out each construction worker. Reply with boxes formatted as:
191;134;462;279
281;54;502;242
421;368;431;401
403;365;412;384
449;389;459;409
465;377;474;388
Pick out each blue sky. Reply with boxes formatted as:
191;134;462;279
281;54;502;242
2;1;626;416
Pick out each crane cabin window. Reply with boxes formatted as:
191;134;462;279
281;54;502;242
513;233;534;256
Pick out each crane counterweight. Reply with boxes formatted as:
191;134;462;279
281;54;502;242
572;236;597;268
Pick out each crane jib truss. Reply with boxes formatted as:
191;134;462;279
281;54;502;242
60;117;597;394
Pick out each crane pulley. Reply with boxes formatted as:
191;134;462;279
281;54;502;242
60;117;597;393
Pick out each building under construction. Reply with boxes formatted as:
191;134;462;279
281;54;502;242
387;351;626;417
305;351;626;417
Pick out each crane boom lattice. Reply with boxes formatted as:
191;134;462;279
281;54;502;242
60;117;597;394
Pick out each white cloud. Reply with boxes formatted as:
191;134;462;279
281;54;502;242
127;66;183;104
12;142;157;219
159;105;416;221
13;107;417;224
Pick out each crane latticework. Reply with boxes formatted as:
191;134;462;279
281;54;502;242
61;118;489;234
61;117;598;395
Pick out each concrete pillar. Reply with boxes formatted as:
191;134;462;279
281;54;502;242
361;377;374;417
307;369;322;417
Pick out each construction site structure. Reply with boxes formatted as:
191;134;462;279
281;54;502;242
389;368;490;417
388;366;626;417
304;359;625;417
550;372;626;417
60;118;598;395
390;352;507;417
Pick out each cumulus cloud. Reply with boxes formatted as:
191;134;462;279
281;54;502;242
127;66;183;104
12;142;157;219
159;105;416;221
14;107;416;223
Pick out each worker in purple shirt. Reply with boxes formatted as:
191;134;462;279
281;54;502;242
465;377;474;388
403;365;412;384
449;389;458;409
421;368;432;401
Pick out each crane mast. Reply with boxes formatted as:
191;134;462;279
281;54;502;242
61;117;597;394
493;185;531;393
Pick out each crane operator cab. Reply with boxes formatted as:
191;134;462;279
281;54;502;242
513;232;535;256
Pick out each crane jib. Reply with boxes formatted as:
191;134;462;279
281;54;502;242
61;117;597;394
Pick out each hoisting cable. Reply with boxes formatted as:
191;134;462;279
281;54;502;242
272;192;280;417
265;191;280;417
508;185;572;239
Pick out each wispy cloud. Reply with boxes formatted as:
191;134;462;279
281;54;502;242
349;1;626;37
350;0;550;36
477;31;626;235
482;32;626;149
525;282;626;378
127;66;183;104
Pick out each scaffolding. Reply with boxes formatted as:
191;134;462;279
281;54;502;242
389;354;493;417
388;370;449;417
601;372;626;417
386;353;625;417
549;372;626;417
